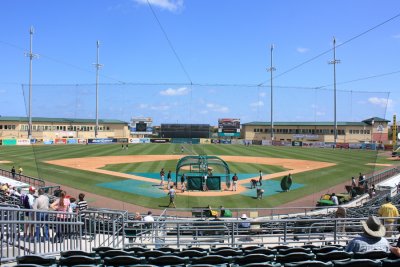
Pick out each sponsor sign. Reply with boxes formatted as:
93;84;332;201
139;138;150;143
43;139;54;145
150;138;170;143
212;139;220;144
88;138;116;144
67;139;78;144
17;139;31;145
292;141;303;147
262;140;272;146
30;139;37;144
220;139;232;144
130;138;140;144
55;138;67;144
78;139;86;144
293;134;319;139
200;138;211;144
3;139;17;146
116;138;129;143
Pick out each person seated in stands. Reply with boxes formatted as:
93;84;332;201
134;212;142;221
369;184;376;198
239;214;251;228
330;193;339;206
220;206;225;217
345;215;390;252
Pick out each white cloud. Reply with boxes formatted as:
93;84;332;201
296;47;309;53
259;92;266;98
368;97;393;108
250;100;264;107
160;87;189;96
392;34;400;39
133;0;183;12
206;103;229;113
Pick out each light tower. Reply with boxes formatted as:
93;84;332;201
93;41;103;138
25;26;38;139
328;37;340;146
267;44;276;141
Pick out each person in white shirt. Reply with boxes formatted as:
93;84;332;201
143;211;154;222
331;193;339;206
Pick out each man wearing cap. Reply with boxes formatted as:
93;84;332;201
239;214;251;228
378;196;399;237
345;215;390;252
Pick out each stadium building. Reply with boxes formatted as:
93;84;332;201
0;116;130;139
241;117;390;144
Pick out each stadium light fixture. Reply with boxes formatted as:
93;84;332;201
93;40;103;138
267;44;276;141
328;37;340;146
25;26;38;139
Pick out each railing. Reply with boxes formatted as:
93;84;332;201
0;168;45;188
0;207;127;263
367;166;400;186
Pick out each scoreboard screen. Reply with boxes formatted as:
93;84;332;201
218;118;240;137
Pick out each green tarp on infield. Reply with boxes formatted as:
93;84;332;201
187;176;221;190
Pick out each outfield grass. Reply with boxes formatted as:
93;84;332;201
0;143;396;209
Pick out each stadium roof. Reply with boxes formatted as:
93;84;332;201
0;116;128;124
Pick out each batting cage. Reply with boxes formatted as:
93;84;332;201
175;155;230;191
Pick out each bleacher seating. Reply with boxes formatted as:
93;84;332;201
10;244;400;267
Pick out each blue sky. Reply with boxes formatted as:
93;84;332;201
0;0;399;125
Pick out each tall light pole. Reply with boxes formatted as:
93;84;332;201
267;44;276;141
329;37;340;146
93;41;103;138
25;26;38;139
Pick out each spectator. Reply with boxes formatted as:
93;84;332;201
69;197;77;213
22;186;36;242
77;193;88;218
50;190;71;242
346;215;390;252
11;166;16;179
18;166;23;177
33;188;49;241
134;212;142;221
258;170;263;186
143;211;154;223
330;193;339;206
239;214;251;228
358;173;364;186
336;206;347;234
378;196;399;237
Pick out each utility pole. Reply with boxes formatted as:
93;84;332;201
328;37;340;146
25;26;38;139
93;41;103;138
267;44;276;142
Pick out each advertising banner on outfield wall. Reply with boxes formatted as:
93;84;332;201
17;139;31;145
262;140;271;146
349;143;362;149
292;141;303;147
139;138;150;143
88;138;116;144
3;139;17;146
116;138;129;143
130;138;140;144
220;139;232;144
230;139;245;145
78;139;86;144
55;139;67;144
302;142;325;147
200;139;211;144
67;139;78;144
150;138;170;143
43;139;54;145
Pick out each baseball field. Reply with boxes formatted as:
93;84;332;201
0;143;396;209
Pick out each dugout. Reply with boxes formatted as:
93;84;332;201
175;155;230;191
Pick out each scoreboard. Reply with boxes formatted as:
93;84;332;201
131;117;153;135
218;118;241;137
